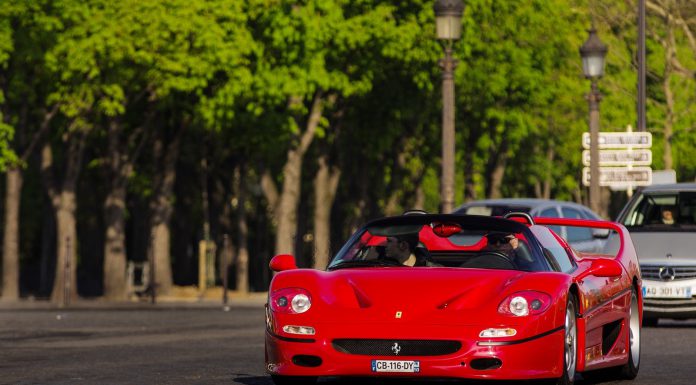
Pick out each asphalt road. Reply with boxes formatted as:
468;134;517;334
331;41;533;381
1;305;695;385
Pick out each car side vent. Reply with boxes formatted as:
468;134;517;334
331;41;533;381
602;319;623;355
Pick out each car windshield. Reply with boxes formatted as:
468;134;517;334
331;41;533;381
462;205;531;216
328;216;551;272
621;191;696;231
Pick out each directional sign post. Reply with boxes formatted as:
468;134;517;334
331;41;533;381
582;132;652;149
582;149;652;166
581;127;653;194
583;167;652;187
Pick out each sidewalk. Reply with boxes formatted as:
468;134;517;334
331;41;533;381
0;286;268;310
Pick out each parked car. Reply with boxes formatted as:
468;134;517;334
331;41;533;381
454;199;607;253
613;183;696;325
265;213;642;385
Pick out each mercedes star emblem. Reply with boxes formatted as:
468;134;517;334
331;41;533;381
659;266;676;281
391;342;401;355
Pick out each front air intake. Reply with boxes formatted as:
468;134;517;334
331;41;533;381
292;355;322;367
470;358;502;370
332;339;461;356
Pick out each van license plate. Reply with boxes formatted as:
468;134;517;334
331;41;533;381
643;286;691;298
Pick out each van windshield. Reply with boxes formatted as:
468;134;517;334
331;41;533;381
621;192;696;231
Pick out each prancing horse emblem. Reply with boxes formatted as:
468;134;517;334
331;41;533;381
391;342;401;355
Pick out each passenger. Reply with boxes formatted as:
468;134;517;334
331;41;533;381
661;207;676;225
484;232;519;259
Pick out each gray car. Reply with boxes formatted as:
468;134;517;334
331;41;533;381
454;198;607;253
613;183;696;325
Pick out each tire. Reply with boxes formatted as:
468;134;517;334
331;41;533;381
556;294;578;385
642;316;658;327
271;375;318;385
619;288;641;379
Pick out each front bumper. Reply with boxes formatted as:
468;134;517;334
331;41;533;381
641;270;696;318
642;279;696;318
265;323;565;380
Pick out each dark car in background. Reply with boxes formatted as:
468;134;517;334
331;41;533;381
454;199;607;253
613;183;696;325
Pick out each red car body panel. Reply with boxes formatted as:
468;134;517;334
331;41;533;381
265;216;642;381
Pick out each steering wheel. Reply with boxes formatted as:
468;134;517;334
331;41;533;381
463;251;516;270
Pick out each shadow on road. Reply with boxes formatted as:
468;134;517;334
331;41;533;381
233;375;271;385
233;375;563;385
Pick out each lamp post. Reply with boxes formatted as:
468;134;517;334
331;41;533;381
434;0;464;213
580;27;608;214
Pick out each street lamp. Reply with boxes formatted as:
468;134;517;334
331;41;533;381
580;27;607;215
434;0;464;213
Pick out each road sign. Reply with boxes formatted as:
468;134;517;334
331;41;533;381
582;167;652;187
582;132;652;149
582;149;652;166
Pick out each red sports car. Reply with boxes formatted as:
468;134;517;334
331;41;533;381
265;213;642;385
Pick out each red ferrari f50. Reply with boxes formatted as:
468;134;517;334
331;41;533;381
265;213;642;385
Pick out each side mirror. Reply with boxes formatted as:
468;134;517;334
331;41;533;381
589;258;622;278
592;228;611;239
577;258;622;281
269;254;297;272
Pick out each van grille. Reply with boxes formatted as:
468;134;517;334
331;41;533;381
641;265;696;281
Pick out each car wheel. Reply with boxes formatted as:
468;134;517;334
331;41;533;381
271;375;317;385
642;316;658;327
620;288;641;379
556;294;578;385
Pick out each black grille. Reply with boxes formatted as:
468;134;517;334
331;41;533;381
641;265;696;281
332;339;461;356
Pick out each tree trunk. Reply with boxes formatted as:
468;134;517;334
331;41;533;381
52;192;79;303
234;165;249;293
102;121;130;300
486;138;509;199
662;14;676;170
543;147;554;199
313;156;341;269
488;156;508;199
384;143;406;216
464;134;477;201
533;147;553;199
2;167;22;300
274;92;325;256
275;150;303;255
103;184;128;300
2;105;58;300
148;122;185;295
42;131;85;303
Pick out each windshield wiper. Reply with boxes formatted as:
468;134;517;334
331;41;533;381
328;259;402;270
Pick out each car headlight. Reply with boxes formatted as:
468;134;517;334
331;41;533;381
509;296;529;316
270;288;312;314
291;294;311;313
498;291;551;317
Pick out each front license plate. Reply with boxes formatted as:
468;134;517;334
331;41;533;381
371;360;420;373
643;285;692;299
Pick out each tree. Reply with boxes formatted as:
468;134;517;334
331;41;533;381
42;0;255;297
456;0;590;201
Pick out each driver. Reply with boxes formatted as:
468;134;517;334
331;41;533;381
385;233;439;267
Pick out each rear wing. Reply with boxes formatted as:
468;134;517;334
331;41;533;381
532;217;632;259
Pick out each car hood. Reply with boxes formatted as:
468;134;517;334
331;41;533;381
629;232;696;264
314;268;528;325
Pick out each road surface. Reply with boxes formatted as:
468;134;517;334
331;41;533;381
0;305;694;384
